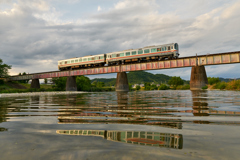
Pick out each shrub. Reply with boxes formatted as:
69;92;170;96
176;84;190;90
136;85;141;90
213;82;227;90
208;77;220;85
158;84;169;90
226;80;240;90
202;86;208;90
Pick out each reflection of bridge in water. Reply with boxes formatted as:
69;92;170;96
56;130;183;149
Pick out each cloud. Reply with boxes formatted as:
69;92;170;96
0;0;240;78
97;6;102;11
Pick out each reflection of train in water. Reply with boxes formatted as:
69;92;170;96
56;130;183;149
58;43;179;70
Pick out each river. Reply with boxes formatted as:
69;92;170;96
0;90;240;159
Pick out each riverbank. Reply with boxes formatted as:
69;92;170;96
0;91;86;97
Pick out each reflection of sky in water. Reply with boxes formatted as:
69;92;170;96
0;90;240;159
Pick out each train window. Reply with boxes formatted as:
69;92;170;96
100;56;104;59
116;54;120;57
88;58;91;61
71;60;74;63
65;61;67;64
91;57;95;60
112;54;116;58
120;53;124;57
168;46;170;50
144;49;150;54
171;46;173;49
157;48;161;52
165;47;167;51
60;62;62;65
132;51;136;55
126;52;130;56
68;61;70;64
175;43;178;50
138;50;143;54
75;59;78;63
151;48;157;53
83;58;87;62
79;59;82;62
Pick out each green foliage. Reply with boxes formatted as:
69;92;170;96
202;86;208;90
127;71;172;84
158;84;169;90
52;77;67;91
144;82;151;90
76;76;91;91
0;79;4;85
168;76;184;89
136;85;141;90
0;59;11;78
91;78;116;87
44;78;48;84
208;77;220;85
213;82;227;90
144;82;158;90
176;84;190;90
225;80;240;90
96;82;105;88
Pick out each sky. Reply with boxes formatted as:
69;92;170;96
0;0;240;80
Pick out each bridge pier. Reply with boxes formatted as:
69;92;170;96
30;79;40;89
66;76;77;91
190;66;208;90
115;72;129;92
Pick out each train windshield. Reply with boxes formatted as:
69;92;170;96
174;43;178;50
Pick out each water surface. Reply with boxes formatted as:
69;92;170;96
0;90;240;159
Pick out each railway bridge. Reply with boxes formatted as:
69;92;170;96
8;51;240;91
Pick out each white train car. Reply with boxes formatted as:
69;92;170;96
58;54;105;70
106;43;179;65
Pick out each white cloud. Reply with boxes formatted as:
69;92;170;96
97;6;102;11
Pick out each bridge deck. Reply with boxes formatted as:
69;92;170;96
8;51;240;80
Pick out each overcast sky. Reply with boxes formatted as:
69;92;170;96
1;0;240;80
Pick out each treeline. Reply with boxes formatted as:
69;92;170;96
52;76;114;92
131;76;190;91
203;77;240;90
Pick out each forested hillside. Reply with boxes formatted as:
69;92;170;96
91;71;188;86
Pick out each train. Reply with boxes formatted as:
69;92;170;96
58;43;179;70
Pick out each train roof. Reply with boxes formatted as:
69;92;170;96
58;53;105;62
106;43;177;54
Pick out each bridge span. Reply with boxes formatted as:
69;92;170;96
8;51;240;91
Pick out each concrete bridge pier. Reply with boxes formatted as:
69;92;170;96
30;79;40;89
115;72;129;92
190;66;208;90
66;76;77;91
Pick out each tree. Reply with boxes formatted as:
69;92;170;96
208;77;220;85
0;59;11;78
168;76;184;89
76;76;91;91
52;77;67;91
144;82;151;90
18;72;29;83
136;85;141;90
96;82;105;88
44;78;48;84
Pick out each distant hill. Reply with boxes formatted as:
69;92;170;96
91;71;189;86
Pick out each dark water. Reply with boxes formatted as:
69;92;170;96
0;90;240;160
